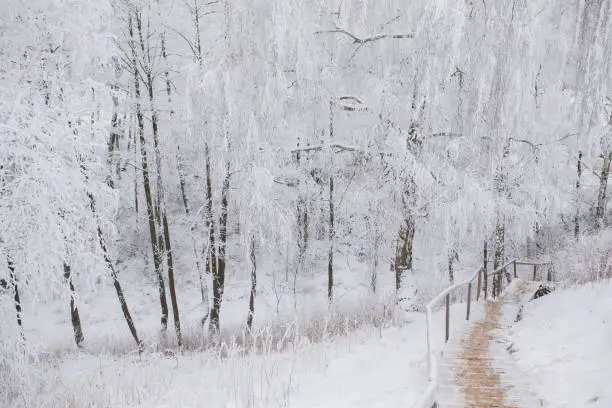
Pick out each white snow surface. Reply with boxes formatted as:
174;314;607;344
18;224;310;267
19;312;430;408
511;279;612;407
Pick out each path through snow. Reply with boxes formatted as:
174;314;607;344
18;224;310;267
437;280;540;407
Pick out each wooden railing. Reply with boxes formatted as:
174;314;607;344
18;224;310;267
414;259;552;408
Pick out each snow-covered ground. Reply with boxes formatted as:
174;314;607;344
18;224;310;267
511;279;612;407
2;274;481;408
15;311;431;408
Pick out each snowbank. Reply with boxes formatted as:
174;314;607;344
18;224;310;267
511;279;612;407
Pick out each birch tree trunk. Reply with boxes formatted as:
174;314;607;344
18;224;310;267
63;263;84;347
246;234;256;331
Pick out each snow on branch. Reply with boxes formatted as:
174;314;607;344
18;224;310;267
314;28;414;45
290;143;392;156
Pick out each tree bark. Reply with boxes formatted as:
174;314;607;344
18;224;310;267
596;151;611;229
394;177;416;292
493;219;505;291
246;234;256;331
210;161;230;334
371;234;380;293
483;240;488;299
131;13;168;330
328;175;334;302
448;248;458;284
163;212;181;346
63;263;84;347
87;190;143;351
6;256;23;340
203;142;217;329
575;151;582;239
177;146;190;215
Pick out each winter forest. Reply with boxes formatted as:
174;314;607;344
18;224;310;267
1;0;611;406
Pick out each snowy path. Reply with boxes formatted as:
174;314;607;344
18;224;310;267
436;280;539;407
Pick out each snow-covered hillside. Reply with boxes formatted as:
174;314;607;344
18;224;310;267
512;280;612;407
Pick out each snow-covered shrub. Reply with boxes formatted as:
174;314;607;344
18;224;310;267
553;229;612;284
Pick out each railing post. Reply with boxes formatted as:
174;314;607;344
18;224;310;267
466;282;472;320
445;293;450;343
476;267;482;301
533;264;537;280
425;309;432;381
483;242;488;300
513;260;517;278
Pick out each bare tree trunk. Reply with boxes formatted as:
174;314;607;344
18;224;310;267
87;190;143;351
394;177;416;292
327;100;335;303
293;141;308;280
371;234;379;293
6;256;23;340
575;151;583;239
448;248;458;284
596;151;611;229
142;15;181;342
131;13;168;330
493;218;505;290
210;162;230;334
63;263;84;347
246;234;256;331
328;174;334;302
177;146;190;214
483;240;488;299
132;126;139;214
107;91;120;189
163;212;181;346
203;142;216;328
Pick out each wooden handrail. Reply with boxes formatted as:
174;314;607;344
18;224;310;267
413;258;552;408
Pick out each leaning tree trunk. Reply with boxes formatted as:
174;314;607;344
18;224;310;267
87;190;143;351
63;263;84;347
246;234;256;331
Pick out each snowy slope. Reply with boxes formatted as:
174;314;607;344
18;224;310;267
511;279;612;407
